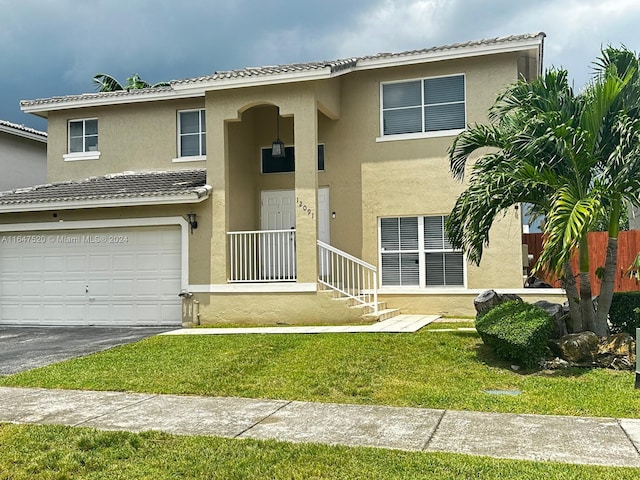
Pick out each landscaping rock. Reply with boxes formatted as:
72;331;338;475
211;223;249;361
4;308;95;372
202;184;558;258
548;331;599;363
596;333;636;370
474;290;522;316
599;333;635;357
540;357;570;370
533;300;567;339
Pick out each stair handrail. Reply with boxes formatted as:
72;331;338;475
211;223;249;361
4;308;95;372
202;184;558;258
317;240;378;315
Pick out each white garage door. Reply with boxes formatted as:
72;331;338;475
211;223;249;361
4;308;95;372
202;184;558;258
0;225;182;326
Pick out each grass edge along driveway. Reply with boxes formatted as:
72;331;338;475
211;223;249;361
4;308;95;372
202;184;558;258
1;323;638;419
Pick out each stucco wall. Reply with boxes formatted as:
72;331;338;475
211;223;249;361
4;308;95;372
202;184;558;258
46;98;205;182
34;47;539;323
0;132;47;190
192;290;370;326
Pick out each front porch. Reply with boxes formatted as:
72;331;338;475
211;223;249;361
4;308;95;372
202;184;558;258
226;229;380;315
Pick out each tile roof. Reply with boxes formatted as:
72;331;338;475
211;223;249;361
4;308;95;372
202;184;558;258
0;120;47;138
174;33;544;87
0;169;209;206
21;32;545;109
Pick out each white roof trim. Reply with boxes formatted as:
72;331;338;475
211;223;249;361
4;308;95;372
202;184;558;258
172;68;337;95
20;90;204;116
0;123;47;143
356;36;544;70
0;189;211;214
20;34;544;116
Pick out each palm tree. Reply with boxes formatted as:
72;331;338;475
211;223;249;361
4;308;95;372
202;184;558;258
93;73;170;92
447;47;640;336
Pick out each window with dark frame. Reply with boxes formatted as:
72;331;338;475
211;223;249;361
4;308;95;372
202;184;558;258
261;144;325;173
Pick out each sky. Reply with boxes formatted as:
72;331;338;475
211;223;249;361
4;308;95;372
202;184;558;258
2;0;640;132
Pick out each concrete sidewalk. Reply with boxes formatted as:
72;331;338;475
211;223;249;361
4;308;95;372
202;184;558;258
1;386;639;468
161;314;440;335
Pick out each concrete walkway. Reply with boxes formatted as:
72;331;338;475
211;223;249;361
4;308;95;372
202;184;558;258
1;386;639;468
161;314;440;335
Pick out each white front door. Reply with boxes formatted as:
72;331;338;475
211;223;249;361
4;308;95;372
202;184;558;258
261;190;296;279
317;187;330;244
261;188;330;279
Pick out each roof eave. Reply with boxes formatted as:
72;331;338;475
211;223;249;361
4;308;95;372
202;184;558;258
21;68;344;116
172;66;342;95
0;188;211;214
0;124;47;143
20;89;204;117
356;35;545;71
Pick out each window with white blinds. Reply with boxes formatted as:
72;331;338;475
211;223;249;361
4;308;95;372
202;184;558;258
178;109;206;157
381;74;465;137
380;215;464;287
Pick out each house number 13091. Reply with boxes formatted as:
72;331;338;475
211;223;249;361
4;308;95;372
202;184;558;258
296;197;314;219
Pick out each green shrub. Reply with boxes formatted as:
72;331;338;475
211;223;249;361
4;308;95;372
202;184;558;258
476;301;554;368
609;291;640;338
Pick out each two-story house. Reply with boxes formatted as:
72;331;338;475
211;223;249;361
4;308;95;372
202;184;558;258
4;32;564;327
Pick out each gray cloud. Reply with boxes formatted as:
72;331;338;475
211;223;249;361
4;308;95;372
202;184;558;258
2;0;639;130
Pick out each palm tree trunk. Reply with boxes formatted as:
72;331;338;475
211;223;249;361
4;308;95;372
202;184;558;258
561;260;582;332
594;199;621;337
578;236;596;333
594;237;616;336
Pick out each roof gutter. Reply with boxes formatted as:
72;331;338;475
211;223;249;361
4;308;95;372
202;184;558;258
0;188;211;214
356;35;546;71
0;123;47;142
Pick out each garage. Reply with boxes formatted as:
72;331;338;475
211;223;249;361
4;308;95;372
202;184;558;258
0;225;182;326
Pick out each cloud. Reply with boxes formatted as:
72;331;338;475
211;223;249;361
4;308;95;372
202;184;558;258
2;0;640;129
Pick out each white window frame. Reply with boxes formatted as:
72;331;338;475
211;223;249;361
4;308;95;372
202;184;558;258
64;118;100;161
378;215;467;288
377;73;466;142
174;109;206;162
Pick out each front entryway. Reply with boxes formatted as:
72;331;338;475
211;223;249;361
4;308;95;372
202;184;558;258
0;225;182;326
260;188;330;279
260;188;330;240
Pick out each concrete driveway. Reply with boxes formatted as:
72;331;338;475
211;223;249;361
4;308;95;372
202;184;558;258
0;326;173;376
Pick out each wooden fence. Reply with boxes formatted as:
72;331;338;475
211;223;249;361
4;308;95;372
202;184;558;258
523;230;640;295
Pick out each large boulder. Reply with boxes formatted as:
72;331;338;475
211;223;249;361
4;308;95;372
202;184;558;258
533;300;567;339
474;290;522;316
597;333;636;370
548;331;599;363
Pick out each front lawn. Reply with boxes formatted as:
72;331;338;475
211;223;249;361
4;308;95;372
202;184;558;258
1;323;638;418
1;424;639;479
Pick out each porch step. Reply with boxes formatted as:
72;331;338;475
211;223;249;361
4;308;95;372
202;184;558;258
363;308;401;322
317;287;401;322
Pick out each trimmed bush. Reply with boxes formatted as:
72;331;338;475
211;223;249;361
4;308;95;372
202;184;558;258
609;291;640;339
476;300;554;368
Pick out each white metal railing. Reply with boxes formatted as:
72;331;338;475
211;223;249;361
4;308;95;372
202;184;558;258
228;229;296;282
317;240;378;314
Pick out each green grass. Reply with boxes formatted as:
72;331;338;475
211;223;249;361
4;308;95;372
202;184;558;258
1;325;639;418
1;423;638;479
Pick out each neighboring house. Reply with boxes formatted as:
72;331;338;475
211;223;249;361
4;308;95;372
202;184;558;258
0;120;47;191
5;32;565;327
631;207;640;230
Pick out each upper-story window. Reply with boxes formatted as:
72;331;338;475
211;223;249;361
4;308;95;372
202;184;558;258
64;118;99;161
380;74;465;140
177;109;206;160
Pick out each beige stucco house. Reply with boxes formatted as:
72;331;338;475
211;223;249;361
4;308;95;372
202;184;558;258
4;32;564;327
